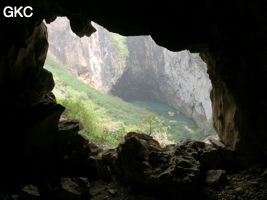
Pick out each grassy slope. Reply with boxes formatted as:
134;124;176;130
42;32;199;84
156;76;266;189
132;100;204;141
44;54;208;144
45;55;151;125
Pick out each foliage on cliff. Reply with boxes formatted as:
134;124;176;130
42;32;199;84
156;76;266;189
110;33;129;58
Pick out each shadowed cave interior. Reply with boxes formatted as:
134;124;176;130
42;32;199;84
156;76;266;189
0;1;267;199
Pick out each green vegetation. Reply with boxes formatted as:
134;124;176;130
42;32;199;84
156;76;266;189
110;33;129;58
60;98;126;147
131;100;213;142
44;54;215;147
139;114;170;136
109;33;129;75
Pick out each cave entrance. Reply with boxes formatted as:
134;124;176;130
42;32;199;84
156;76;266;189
44;17;216;148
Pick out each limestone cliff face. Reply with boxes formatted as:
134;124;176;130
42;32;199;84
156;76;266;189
47;18;212;126
112;36;212;126
47;17;126;92
162;49;212;124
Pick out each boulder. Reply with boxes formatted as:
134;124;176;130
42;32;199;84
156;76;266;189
115;132;201;194
59;177;91;200
18;185;40;200
205;169;227;186
56;119;104;178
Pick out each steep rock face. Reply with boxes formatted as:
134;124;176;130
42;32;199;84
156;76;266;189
162;49;212;124
112;36;212;125
0;21;52;102
47;19;212;125
201;48;267;160
47;17;126;92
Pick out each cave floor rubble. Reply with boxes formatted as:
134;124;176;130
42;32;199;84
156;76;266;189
1;166;267;200
1;122;267;200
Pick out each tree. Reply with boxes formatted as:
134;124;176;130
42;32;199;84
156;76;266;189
139;114;169;135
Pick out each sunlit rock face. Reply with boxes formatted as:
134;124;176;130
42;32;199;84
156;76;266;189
47;18;212;126
162;50;212;123
47;17;126;92
112;36;212;126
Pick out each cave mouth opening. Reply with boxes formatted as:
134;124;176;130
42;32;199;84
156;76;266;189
45;17;216;148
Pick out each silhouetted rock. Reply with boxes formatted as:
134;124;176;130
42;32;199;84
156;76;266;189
57;119;105;179
205;170;227;186
19;185;40;200
59;177;91;200
114;132;200;195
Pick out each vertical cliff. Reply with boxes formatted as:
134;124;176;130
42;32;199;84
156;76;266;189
112;36;212;126
47;17;212;127
47;17;127;92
